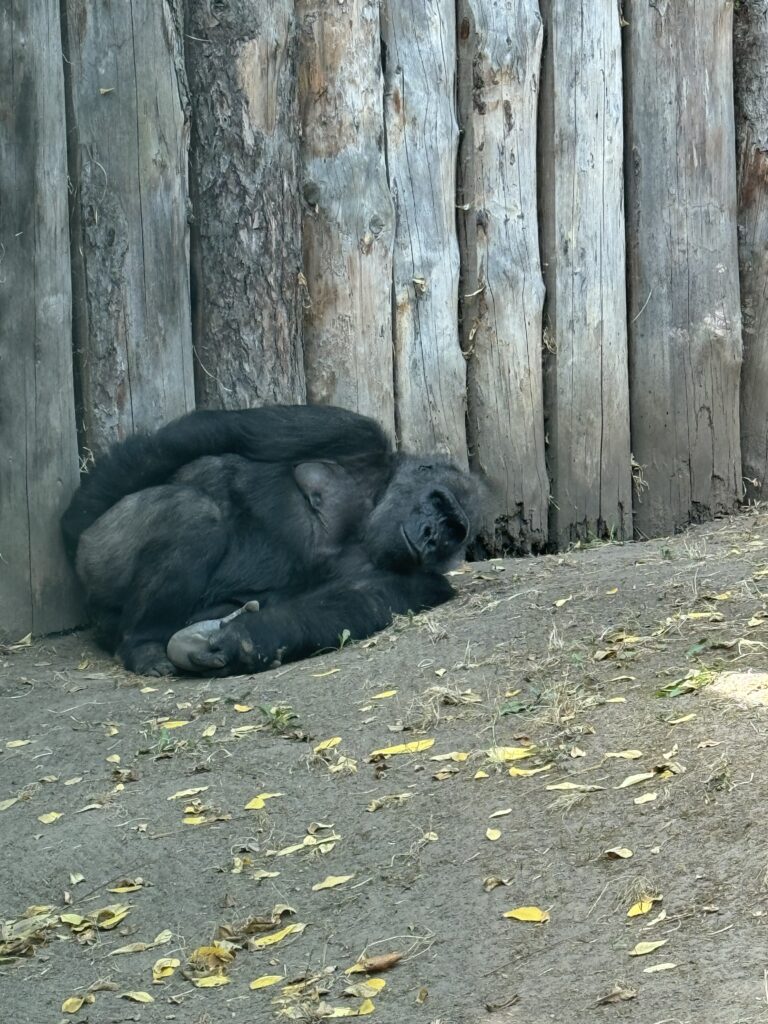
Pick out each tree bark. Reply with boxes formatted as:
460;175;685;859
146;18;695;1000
186;0;305;410
539;0;632;548
735;0;768;501
382;0;467;461
456;0;548;554
0;0;81;636
298;0;395;437
62;0;195;456
624;0;742;537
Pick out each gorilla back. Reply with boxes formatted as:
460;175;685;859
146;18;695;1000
62;405;481;677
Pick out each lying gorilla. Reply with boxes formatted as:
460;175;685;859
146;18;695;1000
61;405;481;677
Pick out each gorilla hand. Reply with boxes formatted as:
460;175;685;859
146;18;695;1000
166;601;264;674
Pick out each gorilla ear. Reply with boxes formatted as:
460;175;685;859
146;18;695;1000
430;488;470;542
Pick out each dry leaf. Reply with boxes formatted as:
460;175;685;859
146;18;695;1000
152;957;180;981
233;703;252;712
312;875;354;891
344;978;386;998
503;906;549;923
545;782;603;792
314;737;342;753
37;812;62;824
250;922;306;949
474;770;489;780
605;749;642;760
633;791;658;805
629;939;668;956
509;764;553;778
369;739;434;757
627;896;661;917
6;740;32;749
120;991;154;1003
643;962;677;973
250;974;284;989
485;828;502;841
0;798;18;812
616;772;656;789
345;952;402;974
167;786;208;800
604;847;633;860
596;985;636;1005
487;745;537;762
244;792;282;810
489;808;512;819
371;690;397;699
193;975;230;988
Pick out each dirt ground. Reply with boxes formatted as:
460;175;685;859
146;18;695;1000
4;512;768;1024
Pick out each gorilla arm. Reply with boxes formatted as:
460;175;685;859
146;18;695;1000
62;405;391;561
168;569;456;676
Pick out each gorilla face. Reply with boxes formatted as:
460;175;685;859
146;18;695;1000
364;458;475;573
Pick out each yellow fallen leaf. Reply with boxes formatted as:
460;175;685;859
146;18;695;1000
6;739;32;748
120;991;154;1003
505;688;521;697
570;746;586;758
108;879;144;893
252;869;280;880
430;751;469;762
0;797;19;811
486;828;502;841
94;904;130;930
489;808;512;819
634;792;658;804
629;939;668;956
233;704;252;712
345;952;403;974
487;745;537;762
244;792;283;810
323;1000;375;1018
668;713;696;724
250;922;306;948
62;996;85;1014
154;929;172;945
162;720;189;729
509;763;553;777
140;685;158;693
628;896;661;918
63;776;82;785
168;786;209;800
311;668;340;677
250;974;284;989
554;595;572;607
38;811;62;824
605;749;642;760
473;770;489;780
643;962;677;973
312;875;354;891
344;978;386;998
152;956;180;981
372;689;397;699
193;975;230;988
545;782;604;792
202;724;217;737
105;754;121;764
314;737;342;753
605;696;627;703
183;815;208;825
503;906;549;923
616;772;656;788
604;847;633;859
369;739;435;757
606;587;618;595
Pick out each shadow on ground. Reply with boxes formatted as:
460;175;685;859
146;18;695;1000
3;511;768;1023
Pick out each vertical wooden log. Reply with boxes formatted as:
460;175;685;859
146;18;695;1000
735;1;768;501
624;0;742;537
298;1;395;437
457;0;548;553
62;0;195;456
382;0;467;460
186;1;306;409
0;0;81;636
538;1;631;548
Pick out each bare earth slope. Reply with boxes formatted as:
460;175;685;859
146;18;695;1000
3;511;768;1023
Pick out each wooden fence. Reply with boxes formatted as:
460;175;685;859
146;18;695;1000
1;0;765;639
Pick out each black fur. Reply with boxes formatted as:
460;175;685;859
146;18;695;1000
62;405;481;677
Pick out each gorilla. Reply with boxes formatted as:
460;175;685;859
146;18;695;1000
61;405;482;677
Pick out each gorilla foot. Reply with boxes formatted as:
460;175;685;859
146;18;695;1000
166;601;260;673
121;640;179;677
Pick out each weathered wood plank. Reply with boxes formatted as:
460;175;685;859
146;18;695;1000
456;0;548;553
382;0;467;461
0;0;81;636
735;0;768;501
62;0;194;455
624;0;742;537
186;1;306;409
539;0;631;548
298;0;395;437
